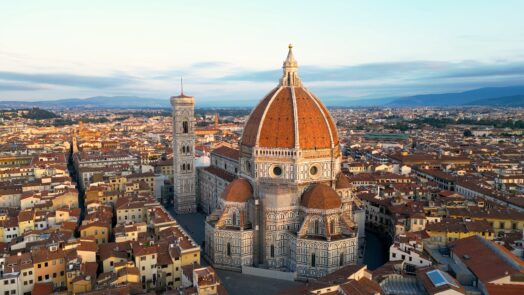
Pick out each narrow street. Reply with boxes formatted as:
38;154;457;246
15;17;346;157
364;230;390;270
67;149;86;224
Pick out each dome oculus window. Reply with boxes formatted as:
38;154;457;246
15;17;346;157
272;166;283;176
310;165;318;175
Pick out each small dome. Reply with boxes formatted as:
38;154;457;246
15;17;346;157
301;183;341;210
335;173;352;189
221;178;253;203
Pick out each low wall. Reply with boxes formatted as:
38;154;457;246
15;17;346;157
241;266;296;281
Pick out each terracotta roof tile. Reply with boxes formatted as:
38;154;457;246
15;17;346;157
212;146;240;161
258;87;295;148
336;173;352;189
301;183;341;210
203;166;236;182
450;236;523;283
241;87;279;147
295;87;337;149
241;85;338;150
222;178;253;203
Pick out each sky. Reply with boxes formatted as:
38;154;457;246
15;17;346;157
1;0;524;106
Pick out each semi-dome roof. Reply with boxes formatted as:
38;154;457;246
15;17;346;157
335;173;352;189
241;45;339;150
221;178;253;203
301;183;342;210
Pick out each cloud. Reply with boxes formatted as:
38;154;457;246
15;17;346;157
217;60;524;83
208;60;524;100
189;61;229;68
434;63;524;79
0;71;134;88
217;61;450;82
0;82;44;91
149;61;234;81
2;59;524;104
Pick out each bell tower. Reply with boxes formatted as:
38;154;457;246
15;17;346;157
171;81;197;214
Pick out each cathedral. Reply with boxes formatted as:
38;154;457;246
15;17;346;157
199;45;364;279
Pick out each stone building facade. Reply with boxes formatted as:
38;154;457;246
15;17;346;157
198;146;239;214
203;46;362;279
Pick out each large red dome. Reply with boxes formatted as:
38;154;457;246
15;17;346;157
241;46;339;150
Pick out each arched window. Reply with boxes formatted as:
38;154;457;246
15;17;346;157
339;253;344;266
314;220;320;235
227;243;231;256
182;121;189;133
330;221;335;234
311;253;316;267
232;212;237;226
181;164;184;171
270;245;275;258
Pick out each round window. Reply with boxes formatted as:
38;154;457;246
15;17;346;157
273;166;283;176
310;166;318;175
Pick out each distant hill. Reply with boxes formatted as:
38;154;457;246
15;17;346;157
2;86;524;108
466;95;524;107
0;96;169;109
388;86;524;106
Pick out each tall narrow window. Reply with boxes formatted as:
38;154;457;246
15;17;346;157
232;212;237;226
227;243;231;256
182;121;189;133
330;221;335;234
311;253;316;267
270;245;275;258
339;253;344;266
314;220;320;235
